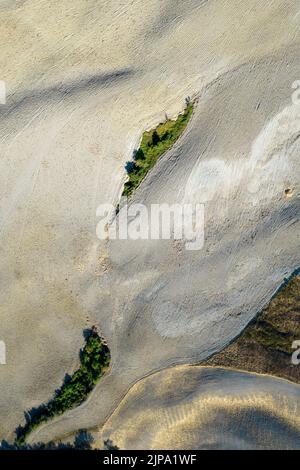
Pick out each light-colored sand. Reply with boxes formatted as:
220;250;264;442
93;366;300;450
0;1;299;443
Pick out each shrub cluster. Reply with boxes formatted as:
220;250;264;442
122;101;193;198
16;329;110;446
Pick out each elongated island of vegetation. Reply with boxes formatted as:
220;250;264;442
122;100;194;199
16;328;110;446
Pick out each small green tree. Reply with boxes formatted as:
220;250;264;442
152;130;160;146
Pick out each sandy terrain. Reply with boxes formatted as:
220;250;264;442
0;1;299;444
93;366;300;450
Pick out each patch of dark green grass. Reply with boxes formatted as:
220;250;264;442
15;328;110;446
122;100;194;199
242;275;300;354
245;319;292;354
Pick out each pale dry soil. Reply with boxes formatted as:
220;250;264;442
0;0;299;445
93;366;300;450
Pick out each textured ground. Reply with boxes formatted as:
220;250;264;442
93;366;300;450
0;0;299;445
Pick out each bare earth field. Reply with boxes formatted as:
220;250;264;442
0;1;299;447
93;366;300;450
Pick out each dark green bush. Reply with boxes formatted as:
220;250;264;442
122;101;194;198
16;329;110;446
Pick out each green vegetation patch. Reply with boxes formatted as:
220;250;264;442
244;319;291;353
16;328;110;446
122;100;194;199
243;276;300;353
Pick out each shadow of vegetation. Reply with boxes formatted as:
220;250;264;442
124;161;137;174
103;439;119;450
0;430;94;450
